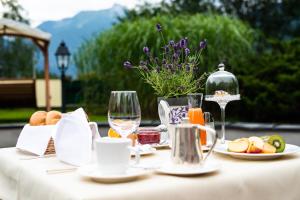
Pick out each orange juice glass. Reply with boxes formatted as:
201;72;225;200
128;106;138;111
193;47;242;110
187;93;205;145
188;108;206;145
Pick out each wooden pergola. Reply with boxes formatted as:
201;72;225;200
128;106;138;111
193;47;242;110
0;18;51;111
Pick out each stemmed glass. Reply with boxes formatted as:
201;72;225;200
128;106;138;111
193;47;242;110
108;91;141;138
205;64;240;144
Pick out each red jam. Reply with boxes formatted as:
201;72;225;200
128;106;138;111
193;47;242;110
137;131;160;144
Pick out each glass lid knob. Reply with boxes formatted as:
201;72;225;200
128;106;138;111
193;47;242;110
218;63;225;71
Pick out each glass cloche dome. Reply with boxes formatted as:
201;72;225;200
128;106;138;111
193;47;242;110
205;63;240;143
206;63;239;97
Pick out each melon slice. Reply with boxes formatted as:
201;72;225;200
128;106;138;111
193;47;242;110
228;139;249;153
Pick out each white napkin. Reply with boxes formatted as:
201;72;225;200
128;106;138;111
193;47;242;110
54;108;92;166
16;124;56;156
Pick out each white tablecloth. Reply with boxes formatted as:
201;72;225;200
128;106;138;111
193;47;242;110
0;147;300;200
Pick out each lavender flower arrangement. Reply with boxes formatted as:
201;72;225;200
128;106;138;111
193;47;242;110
124;23;208;98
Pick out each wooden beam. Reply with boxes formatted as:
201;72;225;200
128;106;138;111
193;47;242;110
43;46;51;111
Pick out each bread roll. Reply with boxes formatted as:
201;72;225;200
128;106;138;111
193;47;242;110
46;110;62;125
29;111;47;126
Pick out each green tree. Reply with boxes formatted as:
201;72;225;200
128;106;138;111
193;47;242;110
219;0;300;39
120;0;218;22
74;14;255;117
0;0;36;78
236;38;300;122
122;0;300;39
1;0;28;23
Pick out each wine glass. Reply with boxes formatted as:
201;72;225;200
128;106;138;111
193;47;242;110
205;63;240;144
108;91;141;138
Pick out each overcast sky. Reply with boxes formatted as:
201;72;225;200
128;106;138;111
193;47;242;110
2;0;160;26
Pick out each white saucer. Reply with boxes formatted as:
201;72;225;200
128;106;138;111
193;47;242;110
156;161;220;176
78;165;151;183
130;146;156;156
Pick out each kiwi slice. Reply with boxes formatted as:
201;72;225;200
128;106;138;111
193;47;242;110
267;135;285;153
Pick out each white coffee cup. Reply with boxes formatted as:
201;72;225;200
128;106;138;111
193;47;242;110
94;137;131;175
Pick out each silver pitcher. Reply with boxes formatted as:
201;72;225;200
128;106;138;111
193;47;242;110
171;118;217;165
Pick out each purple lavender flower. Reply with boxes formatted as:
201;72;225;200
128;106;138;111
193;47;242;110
164;46;170;53
169;40;175;46
185;37;188;46
180;39;187;48
184;48;190;56
173;53;179;61
156;24;162;32
123;61;132;69
143;46;150;55
199;39;207;49
123;23;208;94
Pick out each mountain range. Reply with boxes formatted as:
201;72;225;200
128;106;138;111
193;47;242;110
37;4;124;78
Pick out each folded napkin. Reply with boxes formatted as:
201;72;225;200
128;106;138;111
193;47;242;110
54;108;92;166
16;124;56;156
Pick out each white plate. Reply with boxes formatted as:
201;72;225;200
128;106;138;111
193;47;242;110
78;165;151;183
130;146;156;156
214;142;300;160
156;161;220;176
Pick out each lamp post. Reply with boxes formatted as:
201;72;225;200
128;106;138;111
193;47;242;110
55;41;70;113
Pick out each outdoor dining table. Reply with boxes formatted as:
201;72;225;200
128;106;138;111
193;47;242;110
0;147;300;200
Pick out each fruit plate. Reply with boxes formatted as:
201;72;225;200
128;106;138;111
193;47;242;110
214;142;300;160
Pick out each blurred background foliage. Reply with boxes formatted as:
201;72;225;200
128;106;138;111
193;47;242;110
124;0;300;39
74;0;300;122
236;38;300;122
74;14;256;117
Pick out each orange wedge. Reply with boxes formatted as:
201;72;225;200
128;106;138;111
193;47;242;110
108;128;121;138
107;128;137;146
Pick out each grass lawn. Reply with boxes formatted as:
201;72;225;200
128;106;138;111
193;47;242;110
89;114;107;122
0;108;35;123
0;108;107;123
